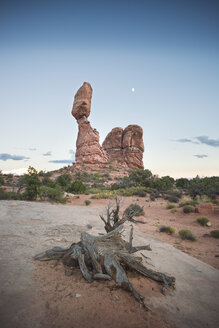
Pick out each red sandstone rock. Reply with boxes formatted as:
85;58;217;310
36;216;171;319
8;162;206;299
72;82;92;121
72;82;144;169
102;127;125;164
102;125;144;169
122;125;144;169
195;203;214;215
72;83;109;165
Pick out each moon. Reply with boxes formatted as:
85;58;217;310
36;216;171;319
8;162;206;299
131;88;135;93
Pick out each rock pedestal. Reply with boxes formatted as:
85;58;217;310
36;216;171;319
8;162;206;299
72;82;144;169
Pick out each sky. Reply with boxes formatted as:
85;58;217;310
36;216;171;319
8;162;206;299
0;0;218;178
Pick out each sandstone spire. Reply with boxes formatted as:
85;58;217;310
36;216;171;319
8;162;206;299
72;82;109;164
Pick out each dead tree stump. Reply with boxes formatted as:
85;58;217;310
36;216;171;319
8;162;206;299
34;199;175;309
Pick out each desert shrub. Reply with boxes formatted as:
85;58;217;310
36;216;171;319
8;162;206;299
22;167;42;200
170;208;177;213
128;169;153;186
134;189;147;197
183;205;195;213
0;176;4;185
176;178;190;189
0;188;7;199
166;203;175;210
179;199;197;207
196;217;209;226
124;203;145;217
0;188;21;200
159;225;175;235
179;229;196;241
42;177;56;188
164;195;179;203
56;173;72;190
150;194;155;201
90;191;114;199
195;195;213;204
210;230;219;238
84;199;91;206
68;180;86;194
38;185;67;203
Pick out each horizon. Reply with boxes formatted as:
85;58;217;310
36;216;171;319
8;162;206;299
0;0;218;178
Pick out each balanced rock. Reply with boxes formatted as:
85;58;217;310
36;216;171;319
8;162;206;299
72;82;144;169
72;83;109;165
72;82;92;121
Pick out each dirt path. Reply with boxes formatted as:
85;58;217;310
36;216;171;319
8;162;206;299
0;200;218;328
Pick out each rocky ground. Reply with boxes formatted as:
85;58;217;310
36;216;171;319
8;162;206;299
0;200;219;328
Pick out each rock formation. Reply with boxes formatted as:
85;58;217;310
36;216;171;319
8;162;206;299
102;125;144;169
72;82;109;164
72;82;144;169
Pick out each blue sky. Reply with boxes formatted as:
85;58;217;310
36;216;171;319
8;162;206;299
0;0;218;177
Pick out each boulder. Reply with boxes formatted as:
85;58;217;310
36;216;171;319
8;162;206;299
134;217;147;224
195;203;214;215
72;82;92;121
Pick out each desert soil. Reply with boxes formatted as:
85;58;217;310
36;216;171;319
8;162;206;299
0;199;218;328
66;194;219;269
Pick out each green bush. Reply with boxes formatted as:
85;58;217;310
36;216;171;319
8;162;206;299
68;180;86;194
170;208;177;213
150;194;155;201
196;217;209;226
210;230;219;238
166;203;175;210
179;229;196;241
134;189;147;197
42;177;56;188
22;167;42;200
183;205;195;213
159;225;175;234
90;191;114;199
38;185;67;203
164;195;179;203
56;173;72;190
124;203;145;217
0;176;4;185
84;199;91;206
179;199;198;207
0;188;22;200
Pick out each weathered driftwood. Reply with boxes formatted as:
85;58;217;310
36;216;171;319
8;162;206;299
34;224;175;309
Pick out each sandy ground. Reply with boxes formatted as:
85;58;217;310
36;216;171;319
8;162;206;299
66;195;219;269
0;200;219;328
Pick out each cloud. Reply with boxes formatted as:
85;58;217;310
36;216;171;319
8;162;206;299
175;138;193;143
195;136;219;147
194;154;208;158
2;167;28;175
173;138;199;144
43;151;52;156
173;136;219;147
29;148;37;151
49;159;74;164
69;149;75;155
0;153;30;161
